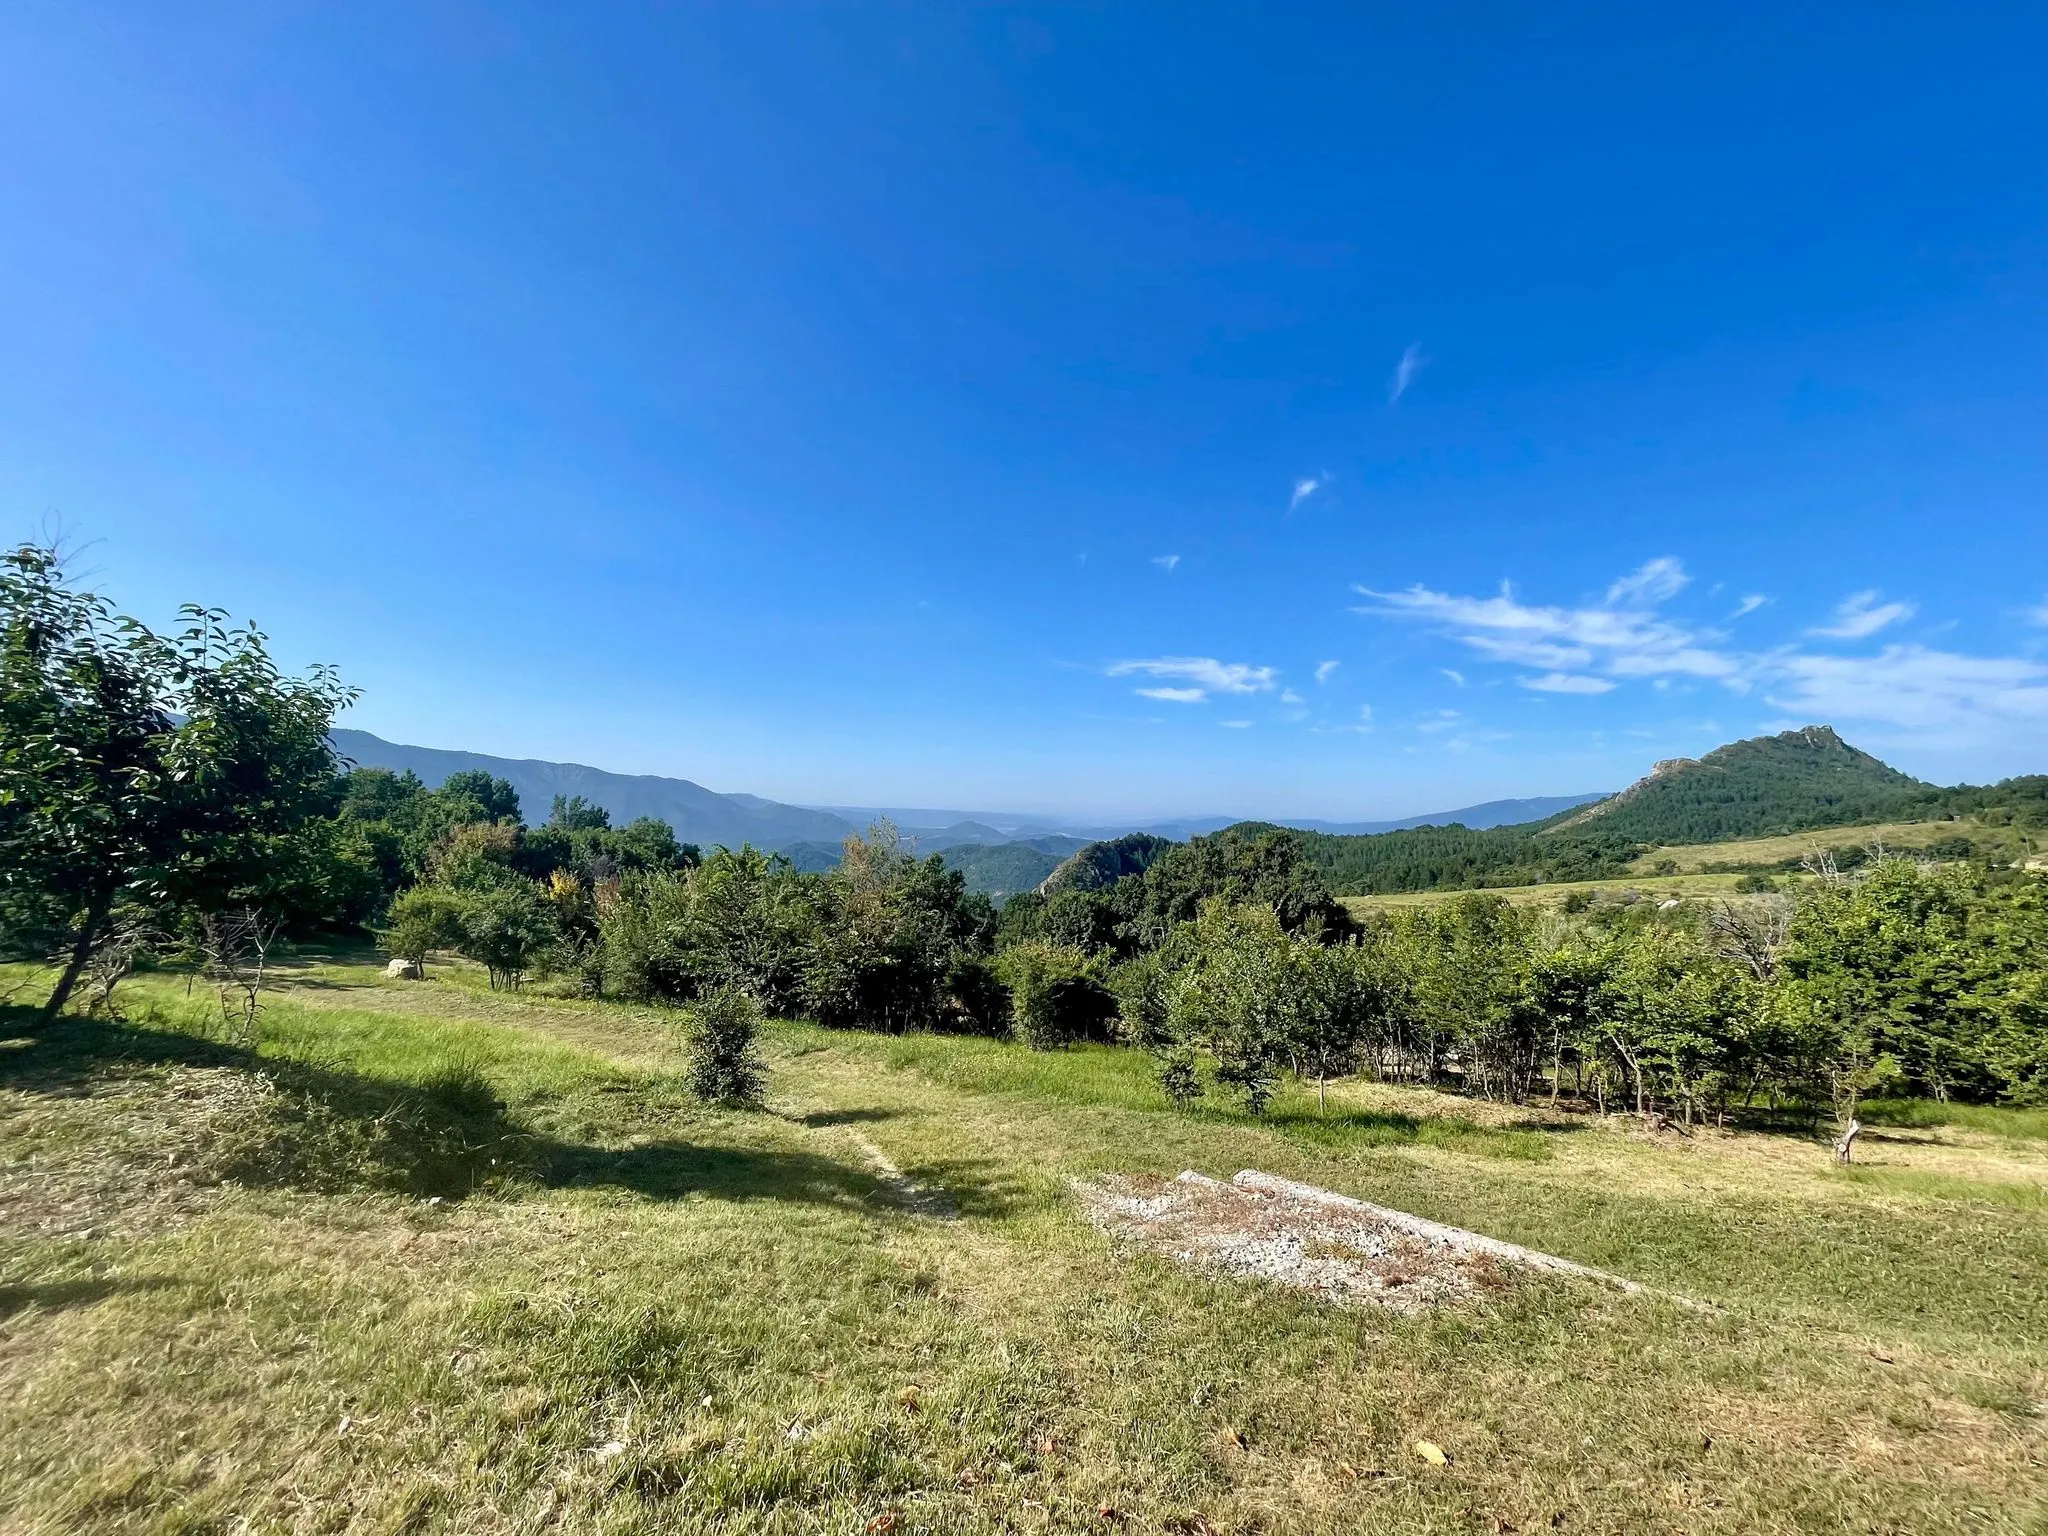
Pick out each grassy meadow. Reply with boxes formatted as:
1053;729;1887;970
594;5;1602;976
3;955;2046;1534
1617;820;2014;878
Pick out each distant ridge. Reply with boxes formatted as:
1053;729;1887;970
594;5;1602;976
329;729;855;852
331;727;1605;858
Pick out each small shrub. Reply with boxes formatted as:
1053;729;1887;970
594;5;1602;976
678;986;766;1106
379;885;466;974
999;942;1116;1050
944;952;1012;1036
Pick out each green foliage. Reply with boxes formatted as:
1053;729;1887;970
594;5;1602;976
455;880;559;991
0;543;356;1016
1555;726;1932;844
378;885;467;971
1126;824;1355;947
1291;818;1639;896
1039;832;1176;896
1147;902;1309;1113
997;941;1115;1049
548;793;610;831
1281;728;2048;899
439;769;522;824
676;985;767;1105
932;840;1064;898
801;825;997;1033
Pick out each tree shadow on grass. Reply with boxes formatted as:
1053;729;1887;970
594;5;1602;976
0;1275;176;1320
0;1009;918;1216
793;1108;900;1128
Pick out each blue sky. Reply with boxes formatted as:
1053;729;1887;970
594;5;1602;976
3;4;2045;820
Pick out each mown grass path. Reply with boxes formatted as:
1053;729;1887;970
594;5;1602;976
3;958;2044;1533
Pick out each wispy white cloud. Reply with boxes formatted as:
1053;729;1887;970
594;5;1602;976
1220;719;1253;729
1314;703;1374;736
1108;656;1279;704
1279;688;1305;705
1314;659;1340;684
1731;594;1767;619
1769;645;2048;736
1606;557;1690;606
1810;590;1916;640
1417;709;1462;734
1354;560;2048;746
1355;559;1742;684
2029;595;2048;627
1388;343;1426;404
1440;668;1466;687
1288;473;1329;513
1151;553;1180;573
1520;672;1617;694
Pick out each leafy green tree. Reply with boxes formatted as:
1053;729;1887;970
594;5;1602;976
1288;939;1394;1111
548;794;610;831
379;885;467;975
1150;901;1308;1113
1130;825;1355;949
457;880;559;991
998;941;1115;1049
439;770;521;825
1602;922;1757;1126
1409;894;1543;1101
1;544;354;1020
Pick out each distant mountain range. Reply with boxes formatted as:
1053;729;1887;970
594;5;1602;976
329;728;1611;869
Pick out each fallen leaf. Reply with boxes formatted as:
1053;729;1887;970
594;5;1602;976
1414;1439;1450;1467
865;1513;901;1534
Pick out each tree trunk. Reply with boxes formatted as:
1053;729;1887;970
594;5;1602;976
40;889;113;1026
1834;1117;1862;1164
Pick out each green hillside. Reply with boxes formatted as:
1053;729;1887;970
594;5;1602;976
1289;726;2040;897
1292;816;1637;896
934;840;1065;897
1039;832;1178;895
1547;725;1932;843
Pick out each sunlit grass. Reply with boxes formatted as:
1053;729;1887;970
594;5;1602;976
3;957;2045;1533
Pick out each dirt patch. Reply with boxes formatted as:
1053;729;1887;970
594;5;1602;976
1077;1170;1522;1313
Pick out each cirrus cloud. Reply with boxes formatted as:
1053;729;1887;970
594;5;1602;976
1520;672;1617;694
1352;558;2048;746
1809;590;1916;640
1108;656;1279;703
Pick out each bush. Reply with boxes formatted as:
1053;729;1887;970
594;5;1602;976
999;942;1117;1049
678;986;766;1106
379;885;466;973
457;880;559;991
944;952;1013;1036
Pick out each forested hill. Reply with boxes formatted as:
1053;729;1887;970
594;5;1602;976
1282;726;2038;897
1547;726;1932;843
